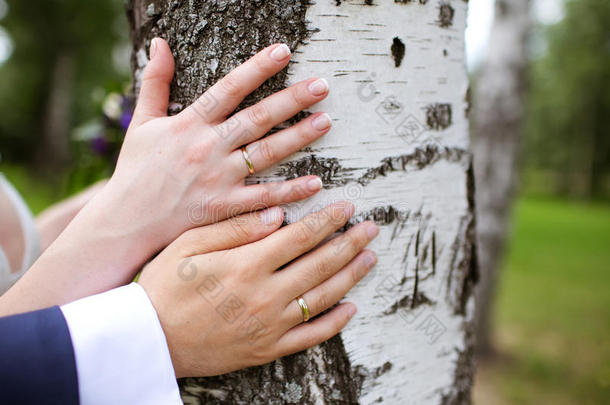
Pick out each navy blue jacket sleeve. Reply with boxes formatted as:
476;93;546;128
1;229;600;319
0;306;79;404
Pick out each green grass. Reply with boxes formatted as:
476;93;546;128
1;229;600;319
480;196;610;404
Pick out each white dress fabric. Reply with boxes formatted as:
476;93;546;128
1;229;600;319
0;173;41;295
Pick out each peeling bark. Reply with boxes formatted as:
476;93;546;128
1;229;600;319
127;0;476;403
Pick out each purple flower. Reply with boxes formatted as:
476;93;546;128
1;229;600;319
90;136;110;155
119;111;133;131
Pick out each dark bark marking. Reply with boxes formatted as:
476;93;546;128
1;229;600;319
274;146;468;190
394;0;429;4
275;154;355;186
432;231;437;276
425;103;453;130
412;259;420;308
464;86;471;118
391;37;406;67
358;145;467;186
342;205;409;232
382;291;434;315
440;322;475;405
445;160;478;316
437;2;455;28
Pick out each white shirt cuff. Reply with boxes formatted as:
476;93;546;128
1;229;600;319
60;283;182;405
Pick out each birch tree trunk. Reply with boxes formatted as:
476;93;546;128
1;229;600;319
472;0;530;356
127;1;476;403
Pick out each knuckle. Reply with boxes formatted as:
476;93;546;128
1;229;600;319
258;187;272;206
314;287;331;313
292;222;313;245
247;103;272;127
141;67;165;83
228;217;252;244
328;203;349;225
250;293;273;316
303;333;319;349
296;120;314;142
169;114;194;134
313;255;332;279
252;54;270;73
290;86;308;108
289;183;307;200
219;73;241;98
348;232;366;255
248;343;271;365
257;139;276;163
184;141;213;164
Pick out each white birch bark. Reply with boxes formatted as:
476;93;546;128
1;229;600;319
128;1;476;403
472;0;530;355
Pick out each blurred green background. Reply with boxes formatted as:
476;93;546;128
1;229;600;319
0;0;608;403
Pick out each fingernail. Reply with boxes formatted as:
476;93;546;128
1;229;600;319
311;113;331;131
270;44;291;61
347;304;358;317
366;223;379;238
307;177;323;191
150;38;159;59
308;78;329;96
343;202;355;217
260;206;282;225
364;252;377;268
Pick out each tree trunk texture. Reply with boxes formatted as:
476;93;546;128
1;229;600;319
127;1;476;403
472;0;530;356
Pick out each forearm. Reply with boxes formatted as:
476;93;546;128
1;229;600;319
35;179;108;252
0;186;158;316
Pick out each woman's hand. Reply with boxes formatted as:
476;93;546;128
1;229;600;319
1;39;331;314
138;202;378;378
102;38;331;250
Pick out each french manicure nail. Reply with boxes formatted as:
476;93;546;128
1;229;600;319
307;177;323;191
366;223;379;238
308;78;329;96
150;38;159;59
311;113;331;131
260;206;282;225
270;44;291;61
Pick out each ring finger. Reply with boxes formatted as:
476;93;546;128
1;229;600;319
282;249;377;328
228;112;332;177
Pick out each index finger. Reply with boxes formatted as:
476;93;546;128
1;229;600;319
241;201;355;272
184;43;292;123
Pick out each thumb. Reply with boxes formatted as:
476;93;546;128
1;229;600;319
131;37;175;127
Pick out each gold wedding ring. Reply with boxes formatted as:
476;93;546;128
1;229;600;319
296;296;310;323
241;146;255;175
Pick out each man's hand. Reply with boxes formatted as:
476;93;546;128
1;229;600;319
138;202;378;378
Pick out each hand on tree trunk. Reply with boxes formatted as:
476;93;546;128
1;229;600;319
139;201;378;378
0;40;332;316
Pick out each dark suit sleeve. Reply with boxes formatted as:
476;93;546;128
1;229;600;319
0;306;79;404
